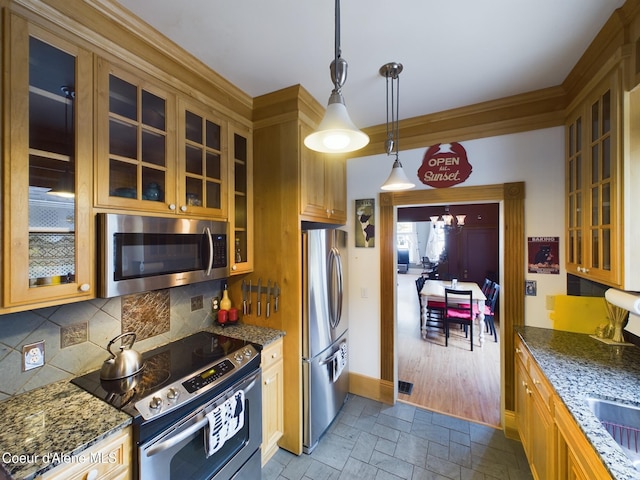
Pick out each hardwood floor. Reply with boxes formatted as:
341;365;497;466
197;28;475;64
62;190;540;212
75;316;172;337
396;271;501;428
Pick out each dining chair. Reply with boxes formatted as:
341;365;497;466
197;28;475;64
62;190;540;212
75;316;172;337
415;276;426;318
477;283;499;342
415;276;444;330
481;278;494;296
444;288;474;351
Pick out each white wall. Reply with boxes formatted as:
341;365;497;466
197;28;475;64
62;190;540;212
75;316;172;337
346;127;567;379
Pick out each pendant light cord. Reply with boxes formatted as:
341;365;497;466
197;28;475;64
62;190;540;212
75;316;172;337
384;69;400;160
334;0;341;90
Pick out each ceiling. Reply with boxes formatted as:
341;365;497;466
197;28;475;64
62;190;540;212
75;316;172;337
115;0;625;130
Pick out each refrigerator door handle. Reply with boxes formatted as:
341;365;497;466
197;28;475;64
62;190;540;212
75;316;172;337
328;247;344;330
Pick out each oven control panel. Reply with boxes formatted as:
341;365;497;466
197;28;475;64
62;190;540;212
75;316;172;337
134;344;259;420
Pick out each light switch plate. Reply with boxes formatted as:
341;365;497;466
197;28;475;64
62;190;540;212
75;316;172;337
22;340;45;371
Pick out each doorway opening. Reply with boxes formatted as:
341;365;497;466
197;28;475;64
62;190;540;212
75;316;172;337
378;182;525;429
395;203;501;427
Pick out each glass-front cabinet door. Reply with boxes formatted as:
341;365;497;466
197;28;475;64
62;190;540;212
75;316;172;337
584;80;622;285
229;124;253;274
96;58;176;212
566;113;583;271
177;100;226;217
565;71;622;287
4;16;93;308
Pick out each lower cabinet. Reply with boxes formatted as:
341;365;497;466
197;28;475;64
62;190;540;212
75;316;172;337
262;337;284;465
515;340;555;480
515;336;612;479
555;399;611;480
38;426;131;480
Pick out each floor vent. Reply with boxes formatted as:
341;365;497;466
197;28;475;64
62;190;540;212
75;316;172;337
398;380;413;395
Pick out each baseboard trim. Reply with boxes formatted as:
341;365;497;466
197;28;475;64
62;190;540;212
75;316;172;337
349;372;394;404
503;410;520;441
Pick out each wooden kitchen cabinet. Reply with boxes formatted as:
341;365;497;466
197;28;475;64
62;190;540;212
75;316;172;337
177;98;228;218
514;337;556;480
95;58;178;214
38;427;131;480
261;338;284;465
229;124;254;274
565;66;623;288
250;85;347;455
3;14;95;310
555;398;611;480
300;122;347;224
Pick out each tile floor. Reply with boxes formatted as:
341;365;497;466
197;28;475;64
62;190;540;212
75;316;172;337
263;394;533;480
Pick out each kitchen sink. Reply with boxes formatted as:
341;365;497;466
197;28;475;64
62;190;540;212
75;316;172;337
586;396;640;470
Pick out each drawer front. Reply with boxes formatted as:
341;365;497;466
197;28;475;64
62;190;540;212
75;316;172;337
39;427;131;480
515;336;530;367
528;360;553;410
262;338;283;370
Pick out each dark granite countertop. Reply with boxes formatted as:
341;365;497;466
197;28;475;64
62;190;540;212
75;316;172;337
517;326;640;480
0;380;132;480
204;322;285;347
0;325;284;480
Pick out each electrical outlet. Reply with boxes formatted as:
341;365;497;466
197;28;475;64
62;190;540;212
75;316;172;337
191;295;204;311
22;340;45;371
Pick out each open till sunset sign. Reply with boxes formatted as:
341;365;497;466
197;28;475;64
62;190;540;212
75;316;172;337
417;142;472;188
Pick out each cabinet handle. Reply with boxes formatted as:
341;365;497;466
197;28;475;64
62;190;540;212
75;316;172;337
168;204;176;211
85;469;99;480
232;264;237;271
271;353;278;359
264;378;271;385
526;387;532;396
79;284;90;292
533;379;540;385
180;205;188;212
515;348;521;353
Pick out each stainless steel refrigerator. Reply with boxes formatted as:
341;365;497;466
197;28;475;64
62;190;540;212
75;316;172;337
302;228;349;453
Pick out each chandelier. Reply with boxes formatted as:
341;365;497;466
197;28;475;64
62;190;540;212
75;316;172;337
430;206;465;230
303;0;369;153
379;62;415;191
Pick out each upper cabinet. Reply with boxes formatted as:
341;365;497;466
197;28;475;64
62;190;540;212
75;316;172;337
178;99;227;218
3;14;94;309
565;68;624;288
96;59;233;219
299;122;347;224
95;59;178;214
229;124;253;274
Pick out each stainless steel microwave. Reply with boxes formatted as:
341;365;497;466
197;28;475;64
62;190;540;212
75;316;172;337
98;213;228;298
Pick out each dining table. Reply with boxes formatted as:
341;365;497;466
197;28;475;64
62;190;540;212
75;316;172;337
419;279;488;346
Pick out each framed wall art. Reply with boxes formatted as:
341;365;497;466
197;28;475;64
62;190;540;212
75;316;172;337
355;199;375;247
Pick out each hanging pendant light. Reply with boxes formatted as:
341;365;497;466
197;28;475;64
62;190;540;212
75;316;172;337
303;0;369;154
380;62;415;191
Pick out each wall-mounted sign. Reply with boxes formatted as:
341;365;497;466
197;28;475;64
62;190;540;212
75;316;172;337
417;142;472;188
528;236;560;274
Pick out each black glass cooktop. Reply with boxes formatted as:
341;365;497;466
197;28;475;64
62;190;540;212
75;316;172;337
71;331;254;418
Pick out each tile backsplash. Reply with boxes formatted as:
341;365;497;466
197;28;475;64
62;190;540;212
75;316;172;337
0;279;224;401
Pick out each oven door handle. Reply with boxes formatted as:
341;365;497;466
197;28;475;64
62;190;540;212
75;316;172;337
144;377;257;458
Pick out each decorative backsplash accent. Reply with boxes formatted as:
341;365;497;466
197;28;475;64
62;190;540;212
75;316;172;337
122;289;171;341
60;322;88;348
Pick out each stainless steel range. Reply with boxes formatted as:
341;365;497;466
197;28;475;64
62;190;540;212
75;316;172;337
72;331;262;480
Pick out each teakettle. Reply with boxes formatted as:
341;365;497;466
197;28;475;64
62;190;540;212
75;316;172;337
100;332;144;381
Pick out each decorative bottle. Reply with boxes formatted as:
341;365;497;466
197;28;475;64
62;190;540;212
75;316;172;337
220;284;232;310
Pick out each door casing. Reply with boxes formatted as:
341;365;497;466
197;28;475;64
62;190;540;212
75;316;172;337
379;182;525;418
